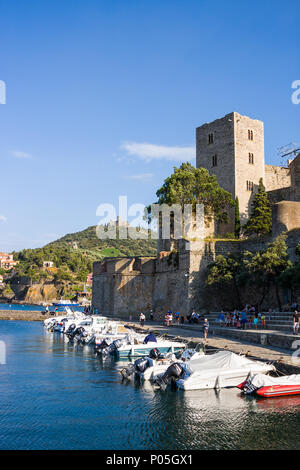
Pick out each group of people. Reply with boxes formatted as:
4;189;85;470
216;305;267;330
138;309;210;340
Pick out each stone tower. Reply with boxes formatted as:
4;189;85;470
196;112;265;230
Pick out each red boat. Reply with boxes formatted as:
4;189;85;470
238;373;300;398
256;384;300;397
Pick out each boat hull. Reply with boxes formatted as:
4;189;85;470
256;385;300;397
177;366;274;391
117;343;185;358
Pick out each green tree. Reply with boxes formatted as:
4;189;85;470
153;162;234;224
206;253;246;308
243;234;291;310
234;197;240;238
243;178;272;237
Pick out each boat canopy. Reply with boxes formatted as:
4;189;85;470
249;373;300;388
189;351;269;374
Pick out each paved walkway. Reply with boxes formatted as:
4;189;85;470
123;320;300;373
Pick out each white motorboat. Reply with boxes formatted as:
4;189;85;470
154;350;275;391
116;339;186;358
65;316;112;344
120;344;205;381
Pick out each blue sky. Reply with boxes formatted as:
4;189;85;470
0;0;299;251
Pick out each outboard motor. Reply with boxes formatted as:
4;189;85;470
120;362;137;380
102;339;123;357
154;363;185;391
65;323;76;336
79;330;89;344
94;338;112;355
120;356;151;380
72;327;86;343
149;348;160;360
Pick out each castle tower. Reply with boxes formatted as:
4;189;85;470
196;112;265;229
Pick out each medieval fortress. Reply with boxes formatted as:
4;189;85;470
92;112;300;316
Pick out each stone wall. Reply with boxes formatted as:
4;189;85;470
196;112;265;228
272;202;300;237
264;164;290;191
94;227;300;318
234;113;265;224
196;112;236;196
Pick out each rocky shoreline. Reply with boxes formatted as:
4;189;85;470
0;310;46;321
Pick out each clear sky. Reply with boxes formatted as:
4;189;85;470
0;0;299;251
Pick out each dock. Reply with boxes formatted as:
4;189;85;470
122;316;300;375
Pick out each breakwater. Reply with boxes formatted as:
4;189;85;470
0;310;46;321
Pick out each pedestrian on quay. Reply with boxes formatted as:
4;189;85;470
261;313;266;329
253;313;259;329
139;312;146;327
203;318;209;341
293;310;299;335
241;310;247;330
150;309;154;321
175;311;180;325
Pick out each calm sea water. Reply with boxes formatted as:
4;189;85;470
0;320;300;450
0;303;83;312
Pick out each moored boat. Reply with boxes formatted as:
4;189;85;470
154;350;275;391
116;340;186;358
238;373;300;397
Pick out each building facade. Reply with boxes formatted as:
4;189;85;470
0;253;18;270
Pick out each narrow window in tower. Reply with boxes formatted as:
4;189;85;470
212;154;217;167
246;180;254;191
208;133;214;144
248;129;254;141
249;153;254;164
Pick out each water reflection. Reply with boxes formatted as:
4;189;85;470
1;321;300;450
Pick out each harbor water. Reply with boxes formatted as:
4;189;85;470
0;303;84;313
0;320;300;450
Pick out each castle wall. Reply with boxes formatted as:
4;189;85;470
264;164;290;191
92;229;300;318
289;154;300;187
196;112;265;230
234;113;265;224
272;201;300;237
196;112;235;196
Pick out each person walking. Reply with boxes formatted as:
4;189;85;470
203;318;209;341
175;311;180;325
139;312;146;327
241;310;247;330
293;310;299;335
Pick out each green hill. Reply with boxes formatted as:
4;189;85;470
12;225;157;283
50;225;157;258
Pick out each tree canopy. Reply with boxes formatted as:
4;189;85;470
154;162;234;223
206;234;292;310
243;178;272;237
